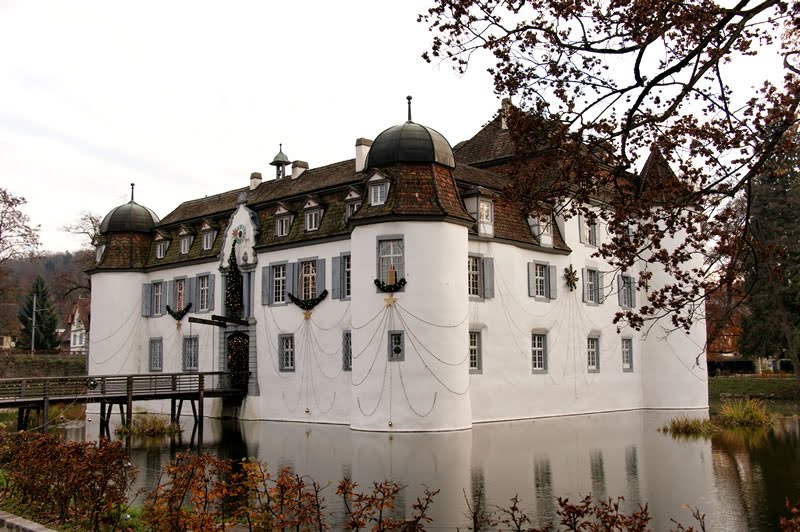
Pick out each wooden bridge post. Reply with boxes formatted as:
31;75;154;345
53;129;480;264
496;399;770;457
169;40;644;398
126;376;133;428
41;381;49;432
197;374;204;449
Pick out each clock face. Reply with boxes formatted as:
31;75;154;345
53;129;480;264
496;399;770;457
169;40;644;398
235;224;246;243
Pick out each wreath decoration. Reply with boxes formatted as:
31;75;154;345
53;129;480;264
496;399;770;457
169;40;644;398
374;278;407;293
564;265;579;292
166;303;192;321
86;377;98;390
288;289;328;311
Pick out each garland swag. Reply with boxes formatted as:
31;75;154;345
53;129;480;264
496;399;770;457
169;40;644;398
288;290;328;311
374;278;407;293
225;240;244;318
166;303;192;321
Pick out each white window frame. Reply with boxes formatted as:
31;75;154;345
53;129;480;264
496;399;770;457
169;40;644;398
388;330;404;361
370;182;388;206
156;241;167;259
377;237;404;285
305;209;320;232
273;263;287;304
468;255;482;297
182;335;199;372
535;263;548;298
152;282;163;315
279;334;295;371
478;200;493;224
588;337;600;372
346;201;360;218
299;260;317;299
622;338;633;372
469;331;482;374
198;275;210;312
532;333;547;373
540;216;552;236
586;268;599;305
149;337;163;372
583;218;598;247
175;278;186;309
96;245;105;263
202;231;215;251
276;216;290;237
620;275;635;309
343;331;352;371
342;254;352;299
180;236;191;254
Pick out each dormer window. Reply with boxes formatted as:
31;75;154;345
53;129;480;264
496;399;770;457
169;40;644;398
180;236;192;254
156;241;168;259
346;201;360;219
95;245;106;263
479;200;493;224
370;182;387;206
276;216;291;237
202;231;215;251
305;209;321;232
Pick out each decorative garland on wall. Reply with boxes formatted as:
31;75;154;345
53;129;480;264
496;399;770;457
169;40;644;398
564;265;579;292
288;289;328;311
166;303;192;321
225;240;244;318
374;278;407;293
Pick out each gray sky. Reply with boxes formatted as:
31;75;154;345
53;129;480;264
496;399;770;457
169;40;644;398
0;1;498;252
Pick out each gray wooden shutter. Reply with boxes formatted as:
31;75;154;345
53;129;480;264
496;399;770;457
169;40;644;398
527;262;536;297
598;271;606;303
581;268;587;302
165;280;174;309
482;257;494;299
187;277;197;309
617;275;623;306
543;335;549;371
548;265;557;300
261;266;272;305
331;256;342;299
287;262;297;297
578;216;585;244
316;258;326;297
141;284;152;317
208;274;216;311
632;279;637;307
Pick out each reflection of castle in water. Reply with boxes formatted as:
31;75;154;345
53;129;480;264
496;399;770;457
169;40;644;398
119;409;724;529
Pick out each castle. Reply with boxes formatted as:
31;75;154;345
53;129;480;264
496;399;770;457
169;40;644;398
89;100;708;432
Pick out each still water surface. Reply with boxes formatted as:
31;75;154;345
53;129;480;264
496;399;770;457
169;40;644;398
69;408;800;530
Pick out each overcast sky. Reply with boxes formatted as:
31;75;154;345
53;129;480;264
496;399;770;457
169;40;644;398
0;1;499;252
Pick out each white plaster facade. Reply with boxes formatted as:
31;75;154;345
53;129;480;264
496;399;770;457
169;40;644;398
89;109;708;432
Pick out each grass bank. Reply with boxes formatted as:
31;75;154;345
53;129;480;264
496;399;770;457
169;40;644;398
709;375;800;400
0;352;86;378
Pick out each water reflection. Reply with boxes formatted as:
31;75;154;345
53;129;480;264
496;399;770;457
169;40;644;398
91;409;800;531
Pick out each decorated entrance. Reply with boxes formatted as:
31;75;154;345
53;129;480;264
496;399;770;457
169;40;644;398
226;332;249;389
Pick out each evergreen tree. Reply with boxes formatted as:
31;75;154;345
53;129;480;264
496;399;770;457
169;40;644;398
17;275;60;350
225;241;243;319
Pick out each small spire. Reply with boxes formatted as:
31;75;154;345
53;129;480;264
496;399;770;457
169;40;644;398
130;183;135;202
407;95;413;122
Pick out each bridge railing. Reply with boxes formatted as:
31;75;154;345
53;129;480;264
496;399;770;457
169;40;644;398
0;371;249;402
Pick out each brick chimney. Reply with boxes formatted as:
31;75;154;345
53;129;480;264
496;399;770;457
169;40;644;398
249;172;262;190
501;98;512;130
292;160;308;179
355;138;373;172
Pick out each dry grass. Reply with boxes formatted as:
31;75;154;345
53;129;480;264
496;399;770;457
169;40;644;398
717;398;773;428
660;416;716;438
115;413;181;437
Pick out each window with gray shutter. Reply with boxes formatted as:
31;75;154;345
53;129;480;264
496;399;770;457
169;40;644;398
141;284;152;317
482;257;494;299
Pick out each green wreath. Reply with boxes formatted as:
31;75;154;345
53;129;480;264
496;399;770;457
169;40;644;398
288;290;328;311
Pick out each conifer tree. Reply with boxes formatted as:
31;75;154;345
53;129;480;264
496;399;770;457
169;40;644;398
225;241;243;319
17;275;60;350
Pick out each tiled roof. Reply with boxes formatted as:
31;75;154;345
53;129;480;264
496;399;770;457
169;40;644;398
454;115;515;168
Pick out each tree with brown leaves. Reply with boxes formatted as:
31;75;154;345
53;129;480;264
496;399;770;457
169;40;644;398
420;0;800;336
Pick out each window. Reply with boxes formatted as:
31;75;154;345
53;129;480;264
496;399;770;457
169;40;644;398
198;275;209;312
342;254;352;298
346;202;360;218
279;334;295;371
584;268;600;304
388;331;404;361
469;331;482;373
149;338;163;372
540;216;552;236
96;245;105;263
305;210;320;231
528;263;556;300
622;338;633;371
273;264;287;304
619;275;635;308
276;217;290;237
343;331;352;371
180;236;191;254
300;260;317;299
370;182;387;206
152;282;163;315
182;336;198;371
468;256;481;297
479;200;493;223
535;264;548;297
378;238;404;284
587;337;600;372
532;333;547;372
175;278;185;309
580;216;598;246
202;232;215;251
156;241;167;259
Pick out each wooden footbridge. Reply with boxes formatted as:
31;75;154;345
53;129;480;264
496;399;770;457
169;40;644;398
0;371;249;437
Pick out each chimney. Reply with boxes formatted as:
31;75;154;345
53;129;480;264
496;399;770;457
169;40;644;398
292;160;308;179
249;171;262;190
355;138;373;172
500;97;512;130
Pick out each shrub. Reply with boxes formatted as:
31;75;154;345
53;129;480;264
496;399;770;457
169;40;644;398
659;416;716;438
718;398;772;428
115;413;181;438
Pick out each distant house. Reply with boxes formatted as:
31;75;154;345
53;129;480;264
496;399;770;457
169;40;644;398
0;303;18;350
65;298;90;355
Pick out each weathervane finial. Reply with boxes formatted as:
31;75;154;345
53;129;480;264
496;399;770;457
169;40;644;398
130;183;135;202
407;95;412;122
